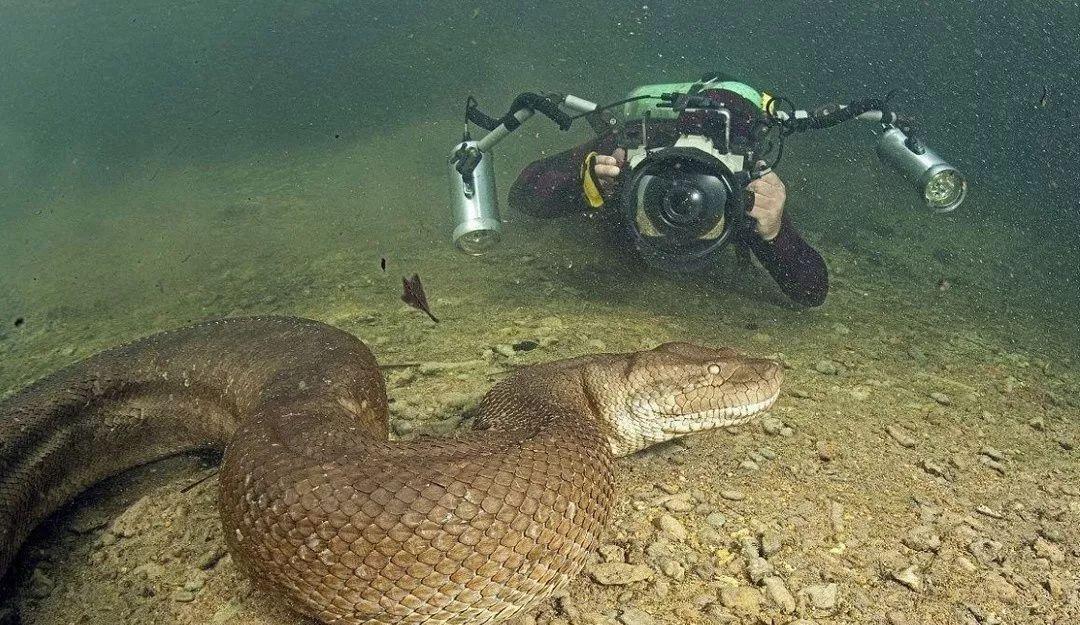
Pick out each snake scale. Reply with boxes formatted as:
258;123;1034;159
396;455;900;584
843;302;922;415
0;316;781;624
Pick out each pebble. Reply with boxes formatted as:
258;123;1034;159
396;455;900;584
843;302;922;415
1044;575;1065;598
739;460;759;471
760;530;782;557
902;525;941;552
655;515;688;541
1032;537;1065;563
617;607;655;625
183;578;204;592
887;611;913;625
801;583;838;610
780;426;795;437
746;557;774;584
662;494;694;512
588;563;654;585
720;490;746;501
814;360;839;375
984;572;1018;603
1038;525;1064;544
892;565;921;591
763;576;796;613
978;455;1007;475
599;544;626;563
979;446;1006;461
968;538;1004;565
828;500;845;535
1028;417;1045;431
762;416;784;435
171;590;197;602
816;440;840;462
920;459;948;479
975;505;1004;520
197;546;228;570
929;391;951;405
757;448;776;460
659;558;685;579
705;512;727;529
719;586;761;614
885;425;917;448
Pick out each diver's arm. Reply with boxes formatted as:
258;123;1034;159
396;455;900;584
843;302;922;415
745;215;829;307
508;134;619;217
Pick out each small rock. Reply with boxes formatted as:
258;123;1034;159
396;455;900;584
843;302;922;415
763;576;796;613
978;456;1007;475
780;426;795;437
663;493;694;512
757;448;776;460
968;538;1004;565
760;530;782;557
920;459;948;479
816;440;840;462
171;590;197;603
719;586;761;614
1028;417;1045;431
1043;575;1065;598
655;515;688;541
975;505;1005;520
814;360;839;375
739;460;759;471
802;583;838;610
1038;525;1064;544
887;611;912;625
828;500;845;535
659;558;685;579
183;578;205;592
705;512;727;529
762;416;784;435
589;563;654;585
1032;537;1065;563
746;557;774;584
493;344;516;358
886;425;917;448
984;572;1018;603
617;607;655;625
929;391;951;405
720;490;746;501
599;544;626;564
197;547;228;570
902;525;941;552
1058;437;1074;451
891;565;921;591
979;446;1005;461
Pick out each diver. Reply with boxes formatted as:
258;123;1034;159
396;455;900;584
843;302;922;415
448;74;966;308
507;82;829;307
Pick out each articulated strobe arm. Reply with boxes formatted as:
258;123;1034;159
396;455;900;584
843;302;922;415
448;93;599;253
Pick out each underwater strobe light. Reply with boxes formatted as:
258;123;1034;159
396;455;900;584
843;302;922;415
448;140;501;254
876;126;967;213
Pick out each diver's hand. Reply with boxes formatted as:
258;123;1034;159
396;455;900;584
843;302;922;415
747;165;785;241
593;148;626;192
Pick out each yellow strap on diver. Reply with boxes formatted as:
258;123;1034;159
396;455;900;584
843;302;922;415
760;91;774;113
581;151;606;209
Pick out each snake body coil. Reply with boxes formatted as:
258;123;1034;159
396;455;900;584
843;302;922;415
0;316;781;624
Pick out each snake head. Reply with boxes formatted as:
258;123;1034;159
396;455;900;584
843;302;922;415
585;342;783;457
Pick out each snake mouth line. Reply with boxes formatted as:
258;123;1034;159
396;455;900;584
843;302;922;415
661;389;781;434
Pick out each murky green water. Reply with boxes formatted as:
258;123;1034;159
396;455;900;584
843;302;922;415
1;1;1078;624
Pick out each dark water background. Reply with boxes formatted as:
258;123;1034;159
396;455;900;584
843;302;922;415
1;0;1077;351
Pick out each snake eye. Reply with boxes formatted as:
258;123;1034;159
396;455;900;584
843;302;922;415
707;363;721;375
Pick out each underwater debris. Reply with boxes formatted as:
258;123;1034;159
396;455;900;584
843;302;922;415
401;273;438;323
380;257;387;271
1039;85;1049;108
13;317;24;328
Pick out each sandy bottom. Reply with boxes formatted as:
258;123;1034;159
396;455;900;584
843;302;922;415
1;133;1077;625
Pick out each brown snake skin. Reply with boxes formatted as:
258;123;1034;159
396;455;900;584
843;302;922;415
0;316;781;624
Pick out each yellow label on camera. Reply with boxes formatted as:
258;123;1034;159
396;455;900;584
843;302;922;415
581;151;605;209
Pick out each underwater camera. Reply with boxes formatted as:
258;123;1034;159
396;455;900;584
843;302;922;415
447;76;968;269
